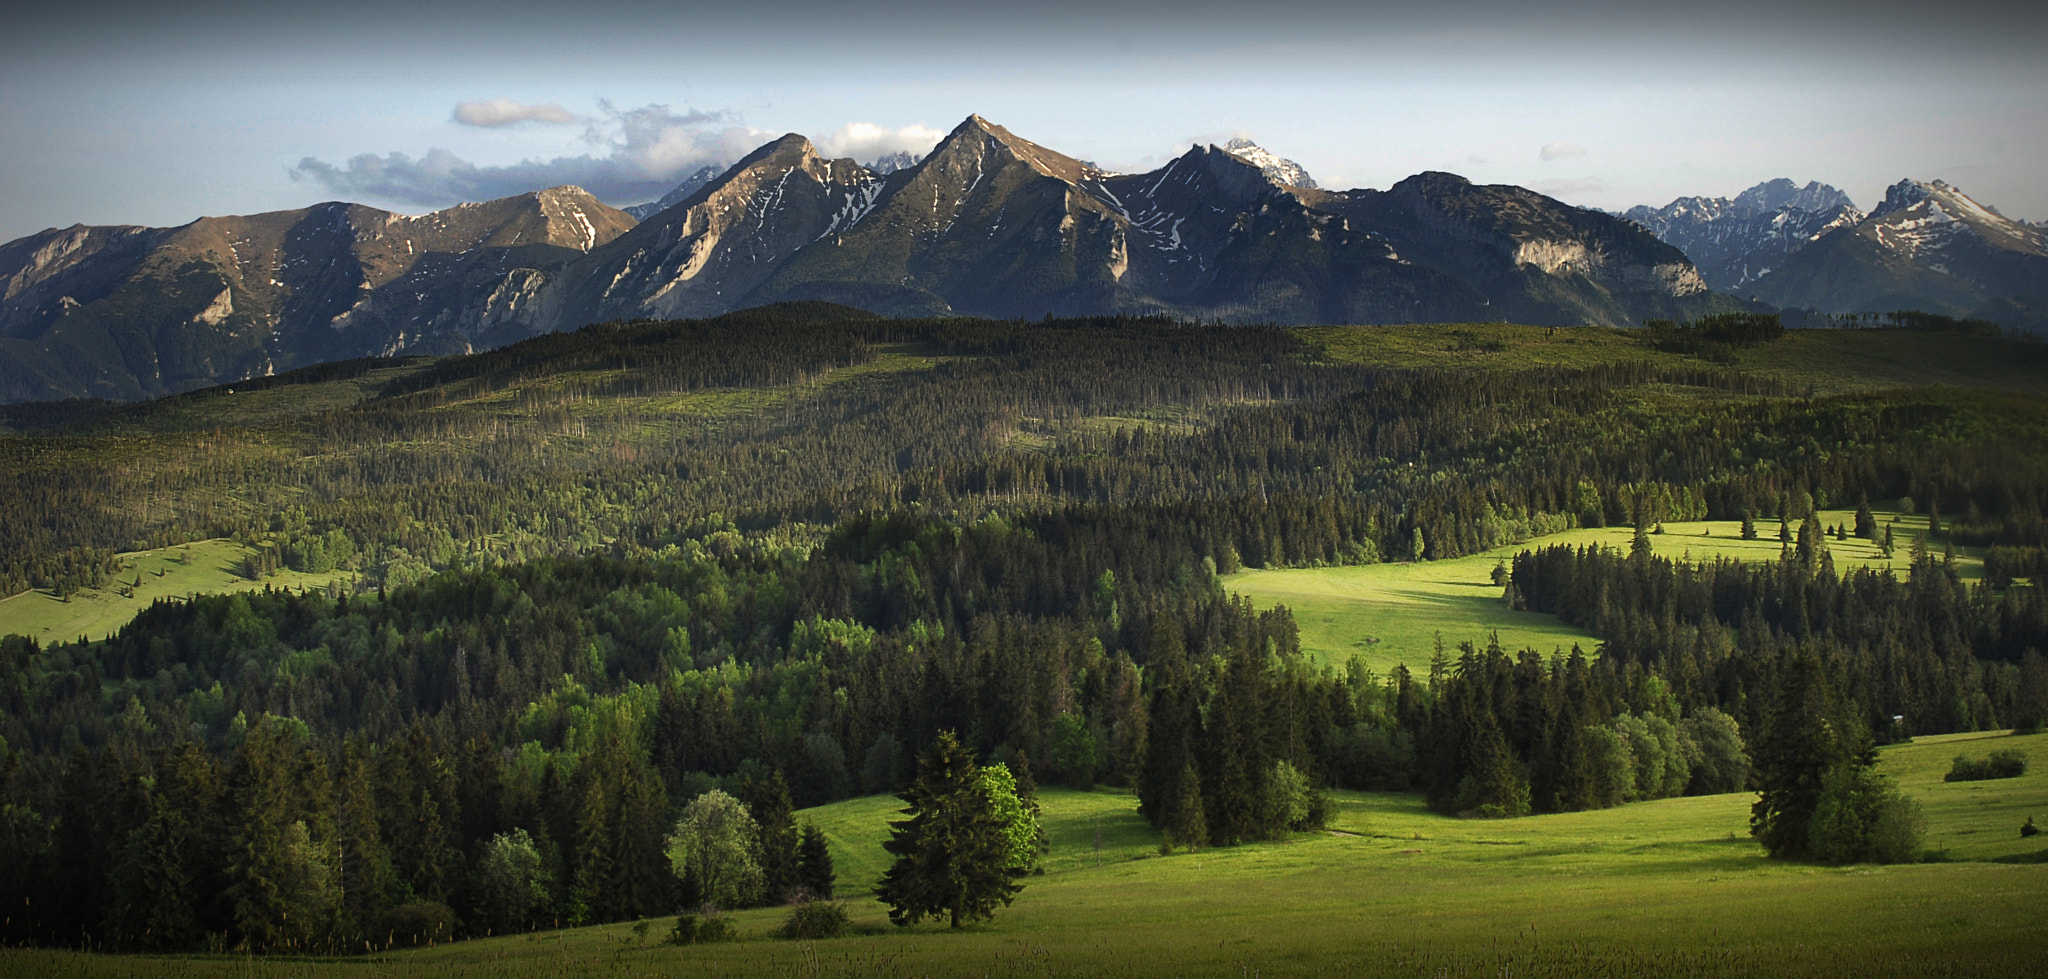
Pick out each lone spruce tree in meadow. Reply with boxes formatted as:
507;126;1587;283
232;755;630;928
875;731;1028;929
795;820;836;899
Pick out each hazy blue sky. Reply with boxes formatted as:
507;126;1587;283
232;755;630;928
4;0;2043;242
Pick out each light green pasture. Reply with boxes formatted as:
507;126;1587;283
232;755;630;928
1224;504;1980;672
0;538;353;645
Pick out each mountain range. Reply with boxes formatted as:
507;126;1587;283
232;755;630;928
0;113;1885;404
1626;178;2048;331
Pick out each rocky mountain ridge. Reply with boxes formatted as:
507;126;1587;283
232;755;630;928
0;188;634;401
1624;180;1866;291
1750;178;2048;330
1627;177;2046;332
1;115;1729;403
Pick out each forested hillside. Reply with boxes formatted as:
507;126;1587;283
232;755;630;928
2;306;2045;953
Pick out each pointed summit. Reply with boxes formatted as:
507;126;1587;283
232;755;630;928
934;114;1094;183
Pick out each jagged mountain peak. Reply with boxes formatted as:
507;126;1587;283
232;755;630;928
750;132;823;168
1732;178;1856;216
1219;137;1317;189
866;150;921;175
625;164;726;221
1867;178;2021;231
1862;177;2043;258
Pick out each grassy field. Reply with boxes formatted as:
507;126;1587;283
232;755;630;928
1224;504;1977;673
14;730;2043;977
0;539;353;645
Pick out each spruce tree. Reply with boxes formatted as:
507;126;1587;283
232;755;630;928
739;770;798;904
795;821;835;899
106;790;199;951
1137;618;1198;827
334;744;395;944
1164;761;1208;852
1751;654;1854;859
874;732;1024;929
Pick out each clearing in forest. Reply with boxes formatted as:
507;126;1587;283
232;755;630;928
1224;505;1975;673
0;538;354;645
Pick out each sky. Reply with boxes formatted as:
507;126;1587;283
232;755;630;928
4;0;2045;243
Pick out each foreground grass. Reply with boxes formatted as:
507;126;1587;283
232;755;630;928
0;539;353;644
17;731;2044;977
1225;504;1978;672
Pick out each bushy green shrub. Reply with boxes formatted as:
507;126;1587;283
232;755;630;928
778;900;849;940
695;914;738;942
665;914;699;945
1944;750;2028;782
1808;764;1925;864
667;912;739;945
380;901;456;947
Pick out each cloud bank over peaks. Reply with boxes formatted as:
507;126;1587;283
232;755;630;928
1540;141;1587;162
815;123;945;168
292;102;772;210
452;98;577;127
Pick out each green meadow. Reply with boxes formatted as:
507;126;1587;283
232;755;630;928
14;729;2043;977
1224;504;1975;672
0;539;353;645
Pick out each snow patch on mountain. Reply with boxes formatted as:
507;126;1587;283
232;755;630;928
1221;138;1316;189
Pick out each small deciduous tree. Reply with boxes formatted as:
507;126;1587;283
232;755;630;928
1048;711;1099;789
474;828;550;935
665;790;763;910
1680;707;1750;795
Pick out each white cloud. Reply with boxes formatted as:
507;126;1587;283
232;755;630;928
452;98;577;128
293;102;772;208
815;122;945;165
1540;141;1587;162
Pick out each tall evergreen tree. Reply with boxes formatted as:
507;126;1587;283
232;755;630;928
874;732;1025;929
1163;761;1208;851
333;745;394;942
105;789;199;951
1137;618;1199;827
739;769;799;903
795;821;836;899
1751;653;1856;859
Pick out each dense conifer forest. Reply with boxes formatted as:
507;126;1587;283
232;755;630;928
2;305;2045;952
